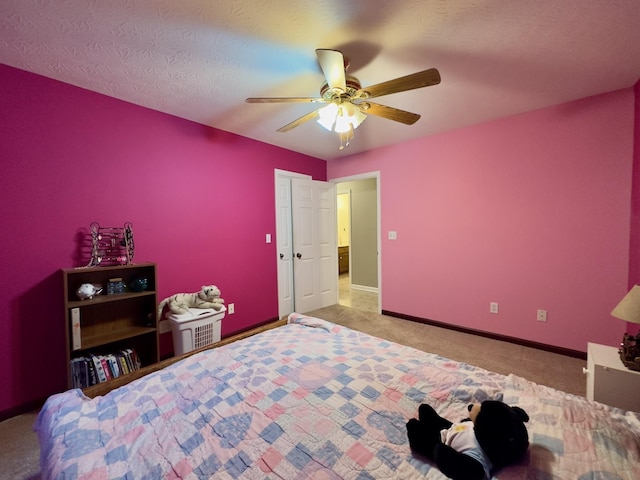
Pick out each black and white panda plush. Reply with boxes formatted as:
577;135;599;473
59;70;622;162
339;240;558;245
406;400;530;480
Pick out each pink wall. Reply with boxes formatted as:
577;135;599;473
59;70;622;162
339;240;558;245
629;79;640;333
0;64;326;416
329;89;635;352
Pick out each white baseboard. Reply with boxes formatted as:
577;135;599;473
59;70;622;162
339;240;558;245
351;284;378;294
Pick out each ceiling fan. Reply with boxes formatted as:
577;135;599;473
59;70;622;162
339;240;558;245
246;49;441;149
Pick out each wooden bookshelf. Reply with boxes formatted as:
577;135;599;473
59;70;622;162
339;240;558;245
62;263;159;389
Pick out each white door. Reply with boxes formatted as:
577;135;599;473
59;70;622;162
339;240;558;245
291;178;338;313
275;171;338;318
275;175;295;316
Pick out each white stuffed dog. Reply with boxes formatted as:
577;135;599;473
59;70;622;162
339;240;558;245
158;285;225;319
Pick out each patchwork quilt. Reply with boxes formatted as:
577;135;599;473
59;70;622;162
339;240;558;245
36;313;640;479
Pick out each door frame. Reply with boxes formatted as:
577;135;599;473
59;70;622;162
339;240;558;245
275;169;381;317
330;171;381;314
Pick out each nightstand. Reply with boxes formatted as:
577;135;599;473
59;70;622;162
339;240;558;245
585;342;640;412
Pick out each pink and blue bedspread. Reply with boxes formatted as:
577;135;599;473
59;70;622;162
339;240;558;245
36;314;640;479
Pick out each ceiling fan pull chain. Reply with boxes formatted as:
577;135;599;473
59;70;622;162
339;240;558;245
338;129;353;150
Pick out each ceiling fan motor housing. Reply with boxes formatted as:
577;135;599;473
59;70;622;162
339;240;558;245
320;75;363;101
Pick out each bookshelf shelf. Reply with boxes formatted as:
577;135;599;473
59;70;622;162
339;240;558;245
66;290;156;309
80;326;158;350
62;263;159;389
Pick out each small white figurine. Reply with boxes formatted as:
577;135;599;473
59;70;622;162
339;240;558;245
76;283;103;300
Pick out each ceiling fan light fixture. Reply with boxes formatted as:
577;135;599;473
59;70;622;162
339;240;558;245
317;102;367;134
317;102;339;130
336;102;367;133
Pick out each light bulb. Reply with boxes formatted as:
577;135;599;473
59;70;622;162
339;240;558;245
317;103;338;131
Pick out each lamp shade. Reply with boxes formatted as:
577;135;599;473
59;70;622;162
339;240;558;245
611;285;640;324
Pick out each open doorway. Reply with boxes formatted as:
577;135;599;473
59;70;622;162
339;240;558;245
334;174;380;313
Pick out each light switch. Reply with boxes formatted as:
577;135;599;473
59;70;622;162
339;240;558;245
266;234;271;243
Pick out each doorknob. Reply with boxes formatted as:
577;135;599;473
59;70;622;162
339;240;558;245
279;253;284;259
296;253;302;259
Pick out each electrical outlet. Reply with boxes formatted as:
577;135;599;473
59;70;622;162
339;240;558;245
537;309;547;322
388;231;397;240
490;302;499;314
228;303;235;314
159;319;171;334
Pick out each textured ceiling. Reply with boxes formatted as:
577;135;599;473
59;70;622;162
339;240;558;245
2;0;640;160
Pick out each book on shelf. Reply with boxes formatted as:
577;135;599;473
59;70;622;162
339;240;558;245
100;356;113;381
87;358;98;386
91;355;108;383
118;351;131;375
70;348;142;389
107;354;121;378
71;308;81;350
129;348;142;370
70;358;85;389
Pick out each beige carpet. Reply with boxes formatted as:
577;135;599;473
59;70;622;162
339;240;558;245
0;305;586;479
308;304;586;396
0;410;40;480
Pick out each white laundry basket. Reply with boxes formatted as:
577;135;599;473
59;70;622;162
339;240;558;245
169;306;226;355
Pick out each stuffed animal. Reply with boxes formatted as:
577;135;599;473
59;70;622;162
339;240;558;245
157;285;225;319
406;400;529;480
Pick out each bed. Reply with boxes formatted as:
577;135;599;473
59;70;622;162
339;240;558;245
36;313;640;479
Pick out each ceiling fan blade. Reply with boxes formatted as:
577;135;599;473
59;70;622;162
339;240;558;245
316;49;347;92
359;102;421;125
359;68;441;99
277;109;320;133
246;97;325;103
